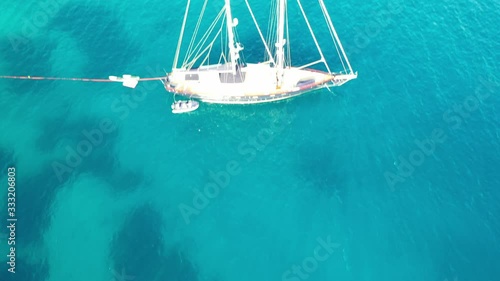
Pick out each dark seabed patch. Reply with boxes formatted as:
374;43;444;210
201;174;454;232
50;4;140;76
40;114;144;192
36;115;100;153
0;148;14;171
0;259;48;281
437;233;500;281
0;37;55;93
297;140;347;193
110;204;198;281
75;126;145;193
153;245;200;281
100;168;146;193
5;164;68;247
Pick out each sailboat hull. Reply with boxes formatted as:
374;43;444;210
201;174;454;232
165;63;356;104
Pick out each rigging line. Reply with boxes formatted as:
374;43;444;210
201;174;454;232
186;25;224;69
264;0;272;58
297;59;323;69
233;26;248;66
192;24;218;69
185;0;209;64
318;0;354;73
296;0;331;74
319;3;346;73
220;18;226;64
245;0;275;65
185;7;224;65
173;0;191;70
184;8;222;66
199;43;214;67
285;5;291;66
183;7;225;68
234;31;246;65
222;19;228;64
270;2;278;52
266;0;277;61
320;6;346;73
0;75;167;82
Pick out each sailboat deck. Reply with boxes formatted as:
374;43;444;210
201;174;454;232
165;63;356;104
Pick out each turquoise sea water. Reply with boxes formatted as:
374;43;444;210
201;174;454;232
0;0;499;281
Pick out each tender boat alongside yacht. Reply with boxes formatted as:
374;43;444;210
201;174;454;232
171;100;200;114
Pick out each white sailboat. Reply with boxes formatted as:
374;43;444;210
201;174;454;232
0;0;357;109
164;0;357;104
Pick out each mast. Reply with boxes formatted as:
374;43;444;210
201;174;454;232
225;0;241;74
275;0;286;88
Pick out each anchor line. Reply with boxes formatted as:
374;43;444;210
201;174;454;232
0;75;168;82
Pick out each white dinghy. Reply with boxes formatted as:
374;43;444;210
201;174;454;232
171;100;200;114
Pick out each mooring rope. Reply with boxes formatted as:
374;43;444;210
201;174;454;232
0;75;167;82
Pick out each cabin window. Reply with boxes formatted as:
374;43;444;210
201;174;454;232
185;74;199;80
219;72;246;83
296;78;315;87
